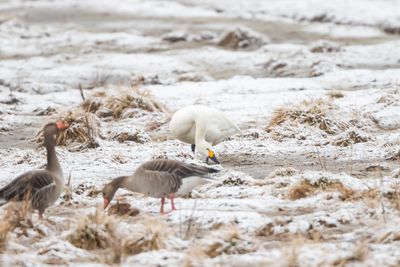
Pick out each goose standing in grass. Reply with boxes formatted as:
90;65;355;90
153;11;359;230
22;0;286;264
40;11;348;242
102;159;219;214
169;105;240;164
0;121;69;218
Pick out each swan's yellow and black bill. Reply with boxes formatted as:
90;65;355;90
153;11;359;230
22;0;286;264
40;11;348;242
206;149;220;164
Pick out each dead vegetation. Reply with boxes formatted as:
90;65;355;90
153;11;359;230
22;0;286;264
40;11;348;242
111;129;151;144
310;40;342;53
267;99;341;134
217;27;267;50
81;85;170;119
327;90;344;99
0;201;32;251
33;110;100;149
68;208;118;250
266;99;359;142
201;227;257;258
107;202;140;217
331;129;370;147
377;88;400;106
121;218;167;255
288;178;353;200
333;242;368;266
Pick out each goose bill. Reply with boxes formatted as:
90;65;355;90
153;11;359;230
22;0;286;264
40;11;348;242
103;197;110;209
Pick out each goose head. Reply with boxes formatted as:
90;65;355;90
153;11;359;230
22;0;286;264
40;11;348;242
43;121;69;143
102;182;118;209
102;176;127;209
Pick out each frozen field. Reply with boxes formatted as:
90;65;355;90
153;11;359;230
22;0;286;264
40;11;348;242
0;0;400;266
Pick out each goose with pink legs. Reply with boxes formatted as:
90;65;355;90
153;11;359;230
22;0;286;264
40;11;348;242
0;121;69;218
102;159;219;214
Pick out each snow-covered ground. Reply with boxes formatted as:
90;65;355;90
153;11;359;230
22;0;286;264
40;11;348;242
0;0;400;266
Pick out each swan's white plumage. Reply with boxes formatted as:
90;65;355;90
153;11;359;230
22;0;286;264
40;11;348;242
169;105;240;159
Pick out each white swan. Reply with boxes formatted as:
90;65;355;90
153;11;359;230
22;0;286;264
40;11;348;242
169;105;241;164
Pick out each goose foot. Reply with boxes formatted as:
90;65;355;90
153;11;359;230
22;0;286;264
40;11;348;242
191;144;196;153
169;193;176;211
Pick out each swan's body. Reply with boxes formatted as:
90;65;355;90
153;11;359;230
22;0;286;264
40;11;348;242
169;105;240;163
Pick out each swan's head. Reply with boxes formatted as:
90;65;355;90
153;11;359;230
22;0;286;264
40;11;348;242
197;142;220;164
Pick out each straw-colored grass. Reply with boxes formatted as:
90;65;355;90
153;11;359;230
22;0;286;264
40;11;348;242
202;226;257;258
33;110;100;149
289;178;353;200
267;99;345;134
68;208;117;250
0;201;32;251
122;217;167;255
81;85;170;119
266;99;356;143
107;202;140;217
331;130;370;147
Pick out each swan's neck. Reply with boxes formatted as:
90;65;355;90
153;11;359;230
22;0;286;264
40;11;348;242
194;119;207;144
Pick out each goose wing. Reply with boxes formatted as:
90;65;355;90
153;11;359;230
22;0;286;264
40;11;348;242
0;170;57;207
135;159;218;197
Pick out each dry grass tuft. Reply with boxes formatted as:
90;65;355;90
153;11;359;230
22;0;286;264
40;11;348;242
122;218;167;255
377;88;400;106
104;86;170;119
111;130;151;144
289;180;316;200
310;40;341;53
256;222;274;237
107;202;140;217
289;178;353;200
81;85;170;119
331;129;370;147
81;97;103;113
217;27;266;50
68;208;118;250
0;201;32;250
333;242;368;266
267;99;347;135
327;90;344;99
268;167;298;178
34;110;100;149
202;226;257;258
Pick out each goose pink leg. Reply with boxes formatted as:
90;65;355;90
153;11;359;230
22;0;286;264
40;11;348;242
169;193;176;211
160;197;165;214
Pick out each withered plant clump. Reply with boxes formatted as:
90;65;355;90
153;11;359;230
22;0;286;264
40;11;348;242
81;97;103;113
266;99;358;143
288;177;353;200
111;130;151;144
68;208;118;250
327;90;344;99
80;86;170;119
217;27;267;50
377;88;400;107
201;227;257;258
121;218;167;255
0;201;32;251
267;99;346;134
331;130;370;147
107;203;140;217
33;110;100;149
105;91;169;119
